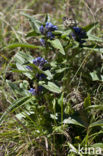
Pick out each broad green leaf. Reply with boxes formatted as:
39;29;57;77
6;80;22;95
15;51;33;63
61;30;71;38
56;67;67;73
19;80;29;89
40;81;61;93
0;96;33;124
89;119;103;128
63;117;85;127
53;30;63;35
90;71;100;81
16;113;25;120
50;113;58;120
44;70;53;80
49;39;65;55
14;51;34;79
22;13;42;33
92;143;103;148
87;35;103;42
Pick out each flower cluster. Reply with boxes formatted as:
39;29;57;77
71;27;87;44
33;57;48;69
39;22;58;45
27;57;49;95
33;57;49;80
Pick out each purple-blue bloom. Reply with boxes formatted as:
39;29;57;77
29;86;43;95
29;88;36;95
39;25;45;34
27;57;48;80
39;22;58;41
71;27;87;44
45;22;58;31
36;73;47;80
46;31;55;40
73;27;87;38
33;57;48;69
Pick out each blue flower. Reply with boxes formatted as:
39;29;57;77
39;22;57;40
40;38;45;46
45;22;58;31
33;57;48;69
39;25;45;34
46;31;55;40
73;27;87;38
36;73;47;80
27;57;48;69
29;88;36;95
70;27;87;44
27;57;48;80
73;27;82;33
29;86;43;95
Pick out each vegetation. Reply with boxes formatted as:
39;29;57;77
0;0;103;155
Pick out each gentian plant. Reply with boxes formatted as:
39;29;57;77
0;14;103;155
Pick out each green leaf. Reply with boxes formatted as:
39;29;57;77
87;105;103;110
44;70;53;80
19;80;29;89
83;46;103;54
53;30;63;35
61;30;71;38
40;81;61;93
63;117;85;127
90;71;100;81
0;96;33;125
22;13;42;33
50;113;58;120
26;31;39;37
87;35;103;42
14;51;34;79
11;69;33;74
92;143;103;148
49;39;65;55
89;119;103;128
56;67;67;73
45;14;51;23
83;22;98;34
6;43;43;50
15;51;33;63
6;80;23;95
84;94;91;109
